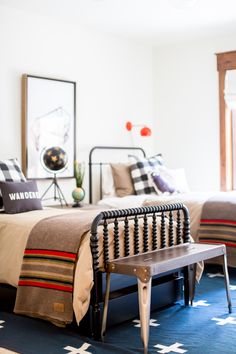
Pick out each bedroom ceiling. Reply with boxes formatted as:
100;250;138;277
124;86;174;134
1;0;236;44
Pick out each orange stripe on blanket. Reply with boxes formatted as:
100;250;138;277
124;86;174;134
18;280;73;292
200;219;236;226
24;249;76;260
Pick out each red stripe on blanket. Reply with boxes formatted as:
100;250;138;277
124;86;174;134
24;249;76;259
200;219;236;226
18;280;73;292
199;240;236;248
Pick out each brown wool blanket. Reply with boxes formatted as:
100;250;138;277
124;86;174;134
198;192;236;248
14;210;100;326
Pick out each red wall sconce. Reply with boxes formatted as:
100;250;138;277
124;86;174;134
125;121;152;136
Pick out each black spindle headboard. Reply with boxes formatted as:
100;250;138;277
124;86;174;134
88;146;146;204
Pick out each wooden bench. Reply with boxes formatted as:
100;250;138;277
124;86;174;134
101;242;232;354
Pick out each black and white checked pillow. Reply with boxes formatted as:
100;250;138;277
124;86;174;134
129;154;164;195
0;159;26;211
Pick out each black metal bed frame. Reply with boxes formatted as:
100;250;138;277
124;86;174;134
89;203;190;339
0;146;190;341
88;145;146;203
87;145;191;338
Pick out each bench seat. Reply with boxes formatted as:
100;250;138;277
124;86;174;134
102;242;232;354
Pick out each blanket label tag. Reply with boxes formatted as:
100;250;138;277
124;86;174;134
53;302;65;312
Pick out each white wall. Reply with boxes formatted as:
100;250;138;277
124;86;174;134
0;4;154;203
153;34;236;191
3;3;236;199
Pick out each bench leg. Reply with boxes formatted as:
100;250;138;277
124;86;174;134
183;266;190;306
222;254;232;313
101;272;111;339
188;263;197;305
137;278;152;354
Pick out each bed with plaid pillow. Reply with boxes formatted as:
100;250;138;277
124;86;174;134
0;159;26;211
129;154;164;195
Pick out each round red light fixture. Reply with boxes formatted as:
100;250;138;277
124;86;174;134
125;121;152;137
126;121;132;131
140;126;152;136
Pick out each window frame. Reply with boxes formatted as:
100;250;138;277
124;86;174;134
216;50;236;190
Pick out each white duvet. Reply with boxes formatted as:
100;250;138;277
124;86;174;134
98;191;218;240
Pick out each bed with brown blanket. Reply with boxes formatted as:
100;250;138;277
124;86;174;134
0;202;191;338
0;208;98;326
197;192;236;266
1;148;193;337
89;146;236;270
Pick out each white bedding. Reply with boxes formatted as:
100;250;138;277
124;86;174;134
98;190;236;268
98;194;157;209
98;191;217;240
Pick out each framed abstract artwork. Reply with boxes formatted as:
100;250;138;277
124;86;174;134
22;75;76;179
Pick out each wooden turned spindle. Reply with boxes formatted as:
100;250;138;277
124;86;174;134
103;219;109;267
177;210;182;245
169;211;174;246
124;217;130;256
114;218;120;259
143;214;149;252
152;213;158;250
161;212;166;249
134;215;140;254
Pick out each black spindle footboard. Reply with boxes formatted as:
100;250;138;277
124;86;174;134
90;203;190;339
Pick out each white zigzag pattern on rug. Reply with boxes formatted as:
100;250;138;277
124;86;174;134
0;320;5;329
133;318;160;327
211;316;236;326
192;300;210;307
207;272;224;278
154;342;187;353
64;343;92;354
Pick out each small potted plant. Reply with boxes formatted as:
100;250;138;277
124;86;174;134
72;161;85;207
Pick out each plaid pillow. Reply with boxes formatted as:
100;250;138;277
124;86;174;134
0;159;26;211
129;154;164;195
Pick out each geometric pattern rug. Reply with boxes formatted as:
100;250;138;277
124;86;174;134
0;265;236;354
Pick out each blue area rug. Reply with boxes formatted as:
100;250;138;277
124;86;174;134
0;266;236;354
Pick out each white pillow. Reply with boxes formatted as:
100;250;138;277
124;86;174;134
154;166;190;194
102;165;116;198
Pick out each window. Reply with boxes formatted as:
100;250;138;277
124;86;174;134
216;51;236;190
